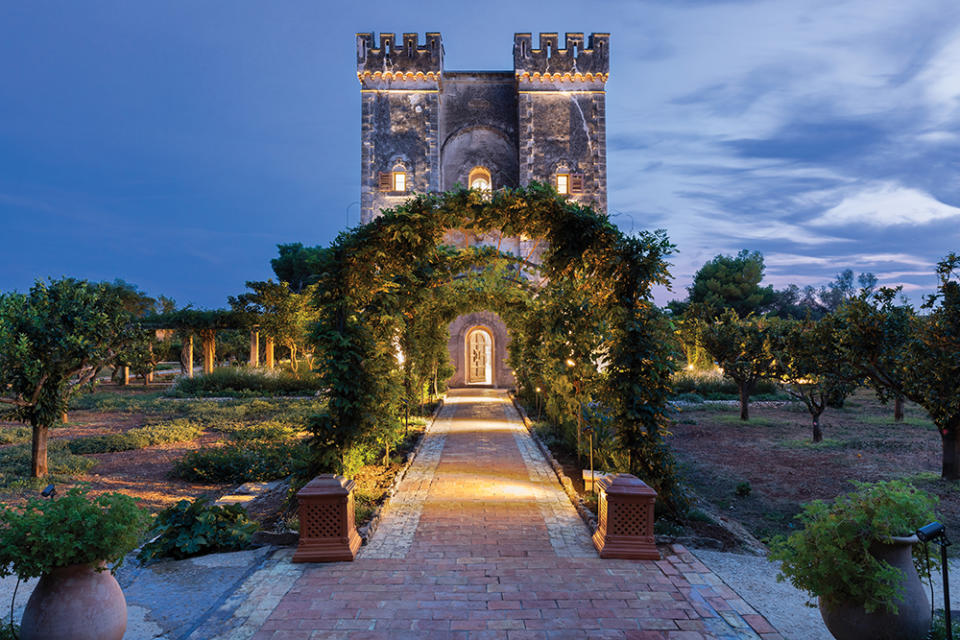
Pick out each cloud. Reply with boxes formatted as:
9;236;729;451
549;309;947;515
810;182;960;227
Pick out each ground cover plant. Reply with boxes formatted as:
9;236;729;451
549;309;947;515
67;420;204;454
168;366;323;398
138;497;258;563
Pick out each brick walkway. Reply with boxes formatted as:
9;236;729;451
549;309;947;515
251;389;783;640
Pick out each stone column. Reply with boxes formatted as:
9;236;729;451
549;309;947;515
264;337;275;369
249;330;260;367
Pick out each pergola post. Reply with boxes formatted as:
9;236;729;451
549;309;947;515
200;330;216;374
181;335;194;378
249;330;260;367
264;337;275;369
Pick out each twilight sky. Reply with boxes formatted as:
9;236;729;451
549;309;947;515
2;1;959;307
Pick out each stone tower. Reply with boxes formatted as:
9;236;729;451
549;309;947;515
356;31;610;387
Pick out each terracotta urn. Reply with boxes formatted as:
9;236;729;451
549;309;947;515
818;535;931;640
20;562;126;640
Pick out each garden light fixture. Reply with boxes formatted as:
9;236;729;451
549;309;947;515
916;520;952;640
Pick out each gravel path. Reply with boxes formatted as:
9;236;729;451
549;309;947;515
694;548;960;640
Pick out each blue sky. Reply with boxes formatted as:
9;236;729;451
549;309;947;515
2;1;959;307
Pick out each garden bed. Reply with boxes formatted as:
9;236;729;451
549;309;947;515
669;388;960;548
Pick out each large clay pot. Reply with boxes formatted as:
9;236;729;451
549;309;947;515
819;535;931;640
20;562;126;640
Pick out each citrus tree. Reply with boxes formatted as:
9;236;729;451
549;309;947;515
0;279;134;476
768;316;859;443
699;310;777;420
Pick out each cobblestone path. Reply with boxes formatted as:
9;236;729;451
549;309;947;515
252;389;783;640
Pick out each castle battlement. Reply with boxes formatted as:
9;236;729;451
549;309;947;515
357;32;443;87
513;32;609;85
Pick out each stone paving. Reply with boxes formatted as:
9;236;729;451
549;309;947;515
250;389;785;640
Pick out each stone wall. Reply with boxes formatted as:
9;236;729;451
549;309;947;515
446;311;515;389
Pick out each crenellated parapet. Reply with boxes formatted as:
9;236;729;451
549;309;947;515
357;32;443;90
513;32;609;88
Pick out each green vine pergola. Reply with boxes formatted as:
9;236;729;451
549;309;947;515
309;184;684;510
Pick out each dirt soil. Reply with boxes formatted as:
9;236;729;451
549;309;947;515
668;389;960;547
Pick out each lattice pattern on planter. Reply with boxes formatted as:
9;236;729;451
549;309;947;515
610;502;647;537
302;501;342;539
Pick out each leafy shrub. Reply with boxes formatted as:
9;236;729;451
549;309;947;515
0;441;95;485
173;439;314;484
735;481;752;497
770;480;938;614
671;368;780;398
168;367;323;398
138;497;258;564
67;420;204;454
0;488;150;578
928;610;960;640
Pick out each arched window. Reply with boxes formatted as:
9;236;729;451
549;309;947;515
468;166;492;191
392;162;407;192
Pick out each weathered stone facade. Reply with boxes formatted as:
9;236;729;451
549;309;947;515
357;32;609;387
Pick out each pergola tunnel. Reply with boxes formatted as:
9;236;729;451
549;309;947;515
310;185;685;513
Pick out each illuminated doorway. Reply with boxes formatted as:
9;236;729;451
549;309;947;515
466;327;493;385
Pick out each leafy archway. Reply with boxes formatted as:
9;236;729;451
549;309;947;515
309;184;683;510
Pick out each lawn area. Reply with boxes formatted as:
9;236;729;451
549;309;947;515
669;388;960;545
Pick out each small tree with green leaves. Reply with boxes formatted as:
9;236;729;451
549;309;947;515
768;316;859;443
836;288;914;422
231;280;315;372
699;310;777;420
0;279;134;477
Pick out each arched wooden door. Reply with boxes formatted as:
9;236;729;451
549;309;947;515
466;328;493;385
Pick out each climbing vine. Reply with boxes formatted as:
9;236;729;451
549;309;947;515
308;184;683;511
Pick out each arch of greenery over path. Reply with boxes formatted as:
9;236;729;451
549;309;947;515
309;184;685;511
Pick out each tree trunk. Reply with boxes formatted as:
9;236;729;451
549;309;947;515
738;381;751;421
121;366;130;385
894;396;905;422
265;337;275;369
289;343;298;373
31;421;49;478
249;331;260;367
60;412;68;425
812;413;823;443
940;423;960;480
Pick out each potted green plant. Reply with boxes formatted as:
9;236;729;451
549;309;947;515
0;488;151;640
769;480;937;640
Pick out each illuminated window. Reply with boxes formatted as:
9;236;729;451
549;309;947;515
393;171;406;192
468;166;491;191
556;173;570;195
